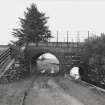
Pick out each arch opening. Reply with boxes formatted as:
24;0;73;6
31;52;60;75
69;66;84;80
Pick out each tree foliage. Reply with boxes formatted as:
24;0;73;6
82;33;105;85
12;3;52;46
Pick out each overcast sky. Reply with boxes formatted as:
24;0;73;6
0;0;105;44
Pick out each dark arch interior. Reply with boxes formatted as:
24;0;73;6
79;66;84;78
31;52;60;75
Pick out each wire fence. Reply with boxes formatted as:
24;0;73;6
50;31;101;42
0;48;11;69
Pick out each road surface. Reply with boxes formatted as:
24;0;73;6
23;76;105;105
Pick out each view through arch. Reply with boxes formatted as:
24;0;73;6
36;53;60;75
70;66;84;80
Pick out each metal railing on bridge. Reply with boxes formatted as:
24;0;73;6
29;42;83;48
28;42;84;53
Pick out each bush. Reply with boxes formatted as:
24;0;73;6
81;33;105;86
0;61;30;84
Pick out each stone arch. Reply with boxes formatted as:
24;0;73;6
29;50;64;74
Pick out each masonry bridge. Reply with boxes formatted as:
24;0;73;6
22;42;85;77
0;42;86;79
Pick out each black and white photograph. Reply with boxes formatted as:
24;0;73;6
0;0;105;105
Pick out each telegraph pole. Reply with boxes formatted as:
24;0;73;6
88;30;90;40
67;31;69;47
56;31;58;46
72;38;74;52
72;38;74;46
77;31;80;47
77;31;80;42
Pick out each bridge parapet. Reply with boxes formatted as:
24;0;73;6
28;45;83;54
29;42;83;48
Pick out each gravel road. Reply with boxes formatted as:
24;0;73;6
0;76;36;105
24;76;105;105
